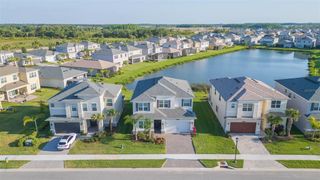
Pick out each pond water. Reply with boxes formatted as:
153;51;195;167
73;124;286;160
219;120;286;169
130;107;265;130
126;49;309;89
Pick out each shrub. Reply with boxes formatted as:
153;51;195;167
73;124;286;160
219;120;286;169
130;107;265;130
137;132;146;141
154;137;165;145
191;83;210;92
275;125;285;136
17;132;39;147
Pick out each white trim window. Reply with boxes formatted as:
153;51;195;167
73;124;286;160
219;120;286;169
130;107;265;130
1;77;7;84
13;74;18;81
138;120;144;129
242;103;253;112
106;99;113;106
182;99;192;107
310;102;320;111
29;71;37;78
136;103;150;112
271;100;281;108
30;83;37;90
91;103;97;111
157;100;171;108
82;103;88;111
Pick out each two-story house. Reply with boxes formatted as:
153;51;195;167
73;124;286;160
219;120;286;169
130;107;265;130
275;76;320;132
209;77;289;134
56;43;84;59
131;76;196;134
92;48;129;68
0;65;40;102
115;44;146;64
80;41;101;51
46;81;123;134
295;36;316;48
0;51;14;65
27;49;57;63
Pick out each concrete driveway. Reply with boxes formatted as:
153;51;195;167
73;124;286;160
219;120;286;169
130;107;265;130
21;136;69;169
231;134;285;169
164;134;203;168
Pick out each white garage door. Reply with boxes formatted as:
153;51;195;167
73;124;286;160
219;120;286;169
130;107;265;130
165;120;191;133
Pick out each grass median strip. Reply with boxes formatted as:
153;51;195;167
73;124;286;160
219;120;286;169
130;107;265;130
0;160;29;169
64;160;165;168
277;160;320;169
201;160;244;168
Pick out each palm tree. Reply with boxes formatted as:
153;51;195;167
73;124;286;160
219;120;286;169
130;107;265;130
88;68;94;76
26;57;33;65
268;113;283;137
8;57;19;66
143;118;152;139
100;69;110;78
285;108;300;137
309;116;320;139
106;109;117;133
91;113;105;131
23;114;45;132
124;115;140;141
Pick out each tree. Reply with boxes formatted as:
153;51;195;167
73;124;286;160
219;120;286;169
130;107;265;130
268;113;283;137
21;47;27;53
23;114;45;132
8;57;19;66
285;108;300;137
124;115;140;141
26;57;33;65
309;116;320;139
91;113;105;132
106;109;117;133
100;69;110;78
143;118;152;139
88;68;94;76
39;100;46;113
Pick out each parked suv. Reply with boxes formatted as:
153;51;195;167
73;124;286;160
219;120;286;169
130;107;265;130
57;133;77;150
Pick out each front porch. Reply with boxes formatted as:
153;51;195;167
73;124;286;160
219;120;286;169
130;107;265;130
0;81;34;102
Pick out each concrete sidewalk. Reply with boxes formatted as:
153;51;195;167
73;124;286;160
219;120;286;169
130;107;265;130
1;154;319;161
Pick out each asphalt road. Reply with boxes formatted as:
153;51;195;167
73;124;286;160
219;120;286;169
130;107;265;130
1;169;320;180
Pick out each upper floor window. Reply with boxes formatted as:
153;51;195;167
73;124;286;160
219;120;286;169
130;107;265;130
50;103;55;108
231;103;236;108
214;89;217;95
29;71;37;78
136;103;150;112
82;103;88;111
271;100;281;108
71;105;77;112
106;99;113;106
1;77;7;84
242;103;253;112
219;95;221;101
157;100;171;108
91;103;97;111
182;99;192;107
310;103;320;111
13;74;18;81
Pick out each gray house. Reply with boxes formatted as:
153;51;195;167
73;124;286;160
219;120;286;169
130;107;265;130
131;76;196;134
38;66;87;89
92;48;129;68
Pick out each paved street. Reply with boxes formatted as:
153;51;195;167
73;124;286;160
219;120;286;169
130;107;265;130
1;169;320;180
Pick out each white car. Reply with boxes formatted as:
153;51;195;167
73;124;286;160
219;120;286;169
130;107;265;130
57;133;77;150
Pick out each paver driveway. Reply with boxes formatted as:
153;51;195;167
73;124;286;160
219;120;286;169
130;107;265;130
164;134;203;168
231;134;285;169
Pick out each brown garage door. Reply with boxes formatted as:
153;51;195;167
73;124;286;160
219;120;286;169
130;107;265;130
230;122;256;133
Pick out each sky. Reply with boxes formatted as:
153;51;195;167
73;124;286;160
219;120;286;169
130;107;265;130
0;0;319;24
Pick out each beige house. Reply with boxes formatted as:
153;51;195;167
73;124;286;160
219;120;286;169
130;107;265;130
0;65;40;102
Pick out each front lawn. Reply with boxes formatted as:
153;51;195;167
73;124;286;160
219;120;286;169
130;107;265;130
0;160;29;169
0;88;59;155
277;160;320;169
192;92;236;154
64;160;165;168
201;159;244;168
264;128;320;155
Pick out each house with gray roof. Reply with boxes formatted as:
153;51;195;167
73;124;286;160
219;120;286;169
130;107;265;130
56;43;84;59
80;41;100;51
209;77;289;134
27;49;57;63
114;44;146;64
46;81;123;134
38;66;87;89
131;76;196;134
0;51;14;65
275;76;320;132
92;48;129;68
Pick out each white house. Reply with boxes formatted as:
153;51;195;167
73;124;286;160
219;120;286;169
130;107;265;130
0;51;14;65
92;48;129;68
209;77;289;134
259;35;279;46
275;76;320;132
295;36;316;48
131;76;196;134
47;81;123;134
27;49;57;63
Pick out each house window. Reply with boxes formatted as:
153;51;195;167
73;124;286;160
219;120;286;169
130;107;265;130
214;89;217;95
91;103;97;111
310;103;320;111
288;93;292;98
13;74;18;81
284;89;287;93
1;77;7;84
82;104;88;111
136;103;150;112
182;99;192;107
50;103;55;108
271;100;281;108
30;83;37;90
106;99;113;106
231;103;235;108
71;105;77;112
138;121;144;129
157;100;171;108
242;103;253;111
29;72;37;78
219;95;221;101
215;105;219;113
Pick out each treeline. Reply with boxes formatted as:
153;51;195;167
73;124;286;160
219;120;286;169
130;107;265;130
223;23;320;29
0;24;194;39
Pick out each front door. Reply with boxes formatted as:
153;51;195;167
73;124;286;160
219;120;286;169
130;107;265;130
154;120;162;134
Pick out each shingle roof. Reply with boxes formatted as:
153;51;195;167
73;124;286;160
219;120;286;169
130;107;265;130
0;65;37;76
27;49;54;57
131;76;194;102
209;76;288;101
276;76;320;101
49;81;122;102
38;66;87;80
133;107;196;120
94;48;126;56
0;81;28;92
61;60;116;70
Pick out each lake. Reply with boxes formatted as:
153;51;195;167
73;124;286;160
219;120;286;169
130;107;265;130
126;49;309;89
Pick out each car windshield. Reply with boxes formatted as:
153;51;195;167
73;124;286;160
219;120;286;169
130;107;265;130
58;142;66;145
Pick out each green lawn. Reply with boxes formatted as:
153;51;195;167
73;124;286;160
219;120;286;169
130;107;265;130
0;161;29;169
0;88;59;155
105;46;246;85
264;128;320;155
277;160;320;169
201;159;244;168
192;92;236;154
64;160;165;168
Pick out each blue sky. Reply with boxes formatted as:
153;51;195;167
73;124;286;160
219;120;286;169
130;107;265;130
0;0;319;24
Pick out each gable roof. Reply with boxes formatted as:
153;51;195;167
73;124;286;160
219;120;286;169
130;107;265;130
38;66;87;80
49;81;122;102
61;60;116;70
276;76;320;101
0;65;37;76
209;76;288;101
131;76;194;102
94;48;126;56
28;49;55;57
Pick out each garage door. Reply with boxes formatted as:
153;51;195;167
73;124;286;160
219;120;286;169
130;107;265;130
54;122;80;133
166;120;190;133
230;122;256;133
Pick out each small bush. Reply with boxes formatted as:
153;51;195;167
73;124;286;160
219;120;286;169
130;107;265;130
275;125;285;136
154;137;165;145
191;83;210;92
137;132;146;141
